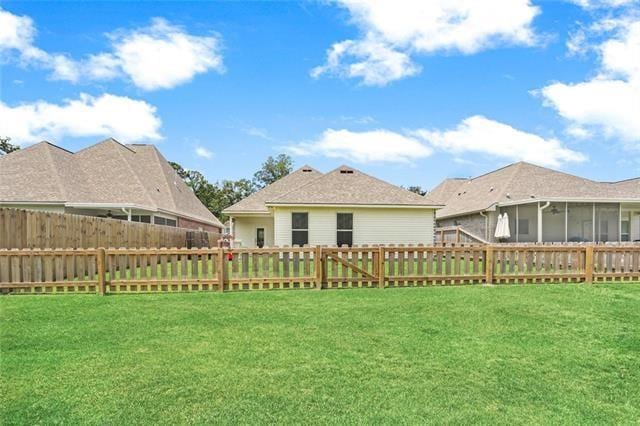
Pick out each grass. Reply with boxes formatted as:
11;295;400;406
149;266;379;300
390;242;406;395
1;285;639;424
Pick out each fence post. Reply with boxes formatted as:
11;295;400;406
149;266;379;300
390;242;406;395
585;245;594;284
97;248;106;295
217;247;225;292
378;246;385;289
485;245;494;285
315;246;323;290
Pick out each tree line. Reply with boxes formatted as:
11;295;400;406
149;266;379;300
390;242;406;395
171;154;293;222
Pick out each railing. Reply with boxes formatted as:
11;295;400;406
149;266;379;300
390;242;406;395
435;226;488;244
1;244;639;294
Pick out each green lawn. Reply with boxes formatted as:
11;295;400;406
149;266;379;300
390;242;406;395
2;285;639;424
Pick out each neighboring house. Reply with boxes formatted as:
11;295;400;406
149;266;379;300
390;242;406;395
223;165;441;247
431;162;640;243
0;138;223;232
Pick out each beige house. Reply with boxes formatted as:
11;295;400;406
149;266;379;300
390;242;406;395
431;162;640;243
223;165;441;247
0;139;223;232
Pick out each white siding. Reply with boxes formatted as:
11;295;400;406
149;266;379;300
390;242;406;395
273;206;435;246
232;215;274;247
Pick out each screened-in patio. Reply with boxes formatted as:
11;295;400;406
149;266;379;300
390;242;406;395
499;202;640;243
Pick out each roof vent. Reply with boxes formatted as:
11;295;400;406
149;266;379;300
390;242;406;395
340;169;354;174
302;168;313;172
489;186;494;192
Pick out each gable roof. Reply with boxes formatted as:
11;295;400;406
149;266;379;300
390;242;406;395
428;178;466;205
269;165;441;207
223;166;323;213
223;165;441;214
0;139;222;227
435;162;640;219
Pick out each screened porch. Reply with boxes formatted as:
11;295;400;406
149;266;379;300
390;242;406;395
499;202;640;243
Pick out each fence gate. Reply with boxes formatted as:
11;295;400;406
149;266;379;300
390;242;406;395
322;247;380;289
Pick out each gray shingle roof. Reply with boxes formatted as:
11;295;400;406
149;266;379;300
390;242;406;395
223;165;441;213
269;165;441;206
435;162;640;219
0;139;222;227
223;166;323;213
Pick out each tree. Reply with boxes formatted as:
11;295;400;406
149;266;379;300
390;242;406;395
170;162;189;180
171;162;257;222
0;137;19;155
405;186;428;196
208;179;255;221
253;154;293;189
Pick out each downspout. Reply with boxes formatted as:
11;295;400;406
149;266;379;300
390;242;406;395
538;202;551;243
479;211;488;242
121;207;132;222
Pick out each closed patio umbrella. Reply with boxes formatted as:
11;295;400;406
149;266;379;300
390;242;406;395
494;213;504;239
502;212;511;240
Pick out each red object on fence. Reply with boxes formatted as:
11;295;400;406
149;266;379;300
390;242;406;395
227;251;233;261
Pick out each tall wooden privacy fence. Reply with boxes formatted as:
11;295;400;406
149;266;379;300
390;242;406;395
1;244;639;294
0;208;220;249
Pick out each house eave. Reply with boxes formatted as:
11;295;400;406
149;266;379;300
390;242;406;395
497;197;640;207
265;202;442;209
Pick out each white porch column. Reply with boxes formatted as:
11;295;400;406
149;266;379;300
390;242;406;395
565;202;568;243
538;202;550;243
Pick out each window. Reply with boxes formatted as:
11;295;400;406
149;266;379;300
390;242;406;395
292;212;308;246
518;219;529;235
154;216;176;227
111;215;151;223
337;213;353;247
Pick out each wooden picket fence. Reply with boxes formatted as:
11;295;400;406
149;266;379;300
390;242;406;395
1;244;639;295
0;208;220;249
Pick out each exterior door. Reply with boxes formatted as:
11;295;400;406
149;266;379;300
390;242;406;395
256;228;265;248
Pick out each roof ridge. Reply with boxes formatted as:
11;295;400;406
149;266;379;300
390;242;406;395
267;167;327;203
494;161;524;203
112;143;156;208
146;146;180;211
42;143;69;201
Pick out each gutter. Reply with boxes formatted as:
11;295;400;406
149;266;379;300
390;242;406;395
264;203;443;209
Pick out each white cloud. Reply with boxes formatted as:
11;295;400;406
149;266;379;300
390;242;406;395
0;7;34;50
0;8;223;90
0;93;162;145
195;146;213;159
539;18;640;145
413;115;587;167
0;8;80;81
243;127;273;141
313;0;540;85
288;129;432;164
311;38;420;86
99;18;224;90
569;0;638;8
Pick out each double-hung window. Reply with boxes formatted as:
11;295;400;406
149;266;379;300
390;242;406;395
337;213;353;247
292;212;308;246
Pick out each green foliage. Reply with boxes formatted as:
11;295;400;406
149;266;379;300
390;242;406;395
253;154;293;189
405;185;428;196
171;154;292;221
2;285;639;423
0;137;20;155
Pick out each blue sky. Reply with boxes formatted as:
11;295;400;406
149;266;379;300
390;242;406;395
1;0;639;191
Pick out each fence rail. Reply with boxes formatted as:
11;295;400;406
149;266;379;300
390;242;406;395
0;208;220;249
1;244;639;294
